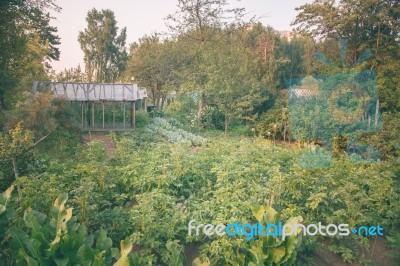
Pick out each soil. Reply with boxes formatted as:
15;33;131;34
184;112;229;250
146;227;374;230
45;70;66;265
314;237;395;266
184;242;201;266
79;134;396;266
81;132;116;157
183;237;396;266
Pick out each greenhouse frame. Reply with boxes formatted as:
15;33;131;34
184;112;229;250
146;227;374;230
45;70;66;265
32;81;148;131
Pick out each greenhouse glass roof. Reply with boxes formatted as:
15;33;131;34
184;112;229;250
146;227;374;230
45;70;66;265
32;81;147;101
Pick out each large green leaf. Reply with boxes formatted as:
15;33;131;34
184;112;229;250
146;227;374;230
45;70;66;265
48;194;72;256
25;239;41;260
96;229;113;250
9;227;29;251
113;238;133;266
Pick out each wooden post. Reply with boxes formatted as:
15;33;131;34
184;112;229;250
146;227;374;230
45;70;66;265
102;101;105;129
91;102;95;128
86;102;90;128
81;102;84;130
123;102;126;130
131;101;136;129
112;103;115;129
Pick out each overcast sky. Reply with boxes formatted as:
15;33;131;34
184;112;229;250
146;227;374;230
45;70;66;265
50;0;311;72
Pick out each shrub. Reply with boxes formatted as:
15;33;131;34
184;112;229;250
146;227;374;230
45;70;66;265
135;110;149;128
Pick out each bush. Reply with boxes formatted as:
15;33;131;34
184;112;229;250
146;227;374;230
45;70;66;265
163;95;197;126
3;192;135;265
201;106;225;130
147;117;207;146
135;110;149;128
229;123;254;137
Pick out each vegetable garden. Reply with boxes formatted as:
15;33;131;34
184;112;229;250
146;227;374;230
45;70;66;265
1;114;399;265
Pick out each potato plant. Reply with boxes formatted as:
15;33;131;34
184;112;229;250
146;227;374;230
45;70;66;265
0;129;398;265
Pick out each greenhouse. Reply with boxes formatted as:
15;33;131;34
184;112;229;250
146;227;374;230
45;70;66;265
32;81;148;131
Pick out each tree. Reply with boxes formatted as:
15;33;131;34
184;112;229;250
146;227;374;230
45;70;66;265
166;0;247;41
78;8;128;83
1;92;75;182
293;0;400;156
0;0;61;111
192;29;264;135
165;0;250;122
124;34;188;108
53;64;86;82
293;0;399;69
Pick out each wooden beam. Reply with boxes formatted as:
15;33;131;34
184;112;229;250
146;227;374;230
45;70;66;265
123;102;126;130
81;102;84;129
102;101;105;129
131;101;136;129
91;102;95;128
112;103;115;129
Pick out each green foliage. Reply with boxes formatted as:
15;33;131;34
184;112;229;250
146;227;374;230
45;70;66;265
0;186;15;240
5;92;79;140
79;140;107;163
200;106;225;130
0;186;15;264
0;0;60;109
124;35;186;108
8;193;133;265
165;240;184;266
256;100;290;141
53;65;86;82
147;117;207;146
0;122;34;161
2;128;399;265
78;8;128;83
2;0;400;264
229;124;254;137
163;95;198;126
195;205;302;266
249;206;302;266
366;112;400;159
387;232;400;261
135;111;149;128
149;107;164;118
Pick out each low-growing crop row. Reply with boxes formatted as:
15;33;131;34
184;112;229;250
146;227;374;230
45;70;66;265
147;117;207;146
1;131;399;265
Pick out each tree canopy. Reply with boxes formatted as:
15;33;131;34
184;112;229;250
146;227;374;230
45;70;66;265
78;8;128;83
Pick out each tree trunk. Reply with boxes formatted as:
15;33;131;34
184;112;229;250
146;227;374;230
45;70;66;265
161;95;166;109
375;98;379;126
151;88;156;105
283;126;286;142
224;115;229;138
197;93;206;125
11;157;19;180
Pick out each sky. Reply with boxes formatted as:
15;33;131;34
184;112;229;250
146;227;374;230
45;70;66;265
50;0;311;72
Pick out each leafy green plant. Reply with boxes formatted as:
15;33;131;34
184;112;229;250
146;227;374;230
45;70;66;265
247;205;302;266
0;186;15;263
192;205;302;265
165;240;184;266
135;111;150;128
386;232;400;261
147;117;207;146
9;193;134;265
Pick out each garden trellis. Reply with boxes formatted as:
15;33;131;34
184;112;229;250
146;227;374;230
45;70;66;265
32;81;148;131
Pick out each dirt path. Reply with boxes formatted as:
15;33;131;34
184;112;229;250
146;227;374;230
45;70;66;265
81;132;116;157
314;237;395;266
